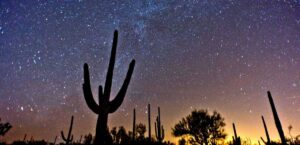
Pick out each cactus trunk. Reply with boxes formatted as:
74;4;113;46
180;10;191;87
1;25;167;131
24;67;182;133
261;116;270;144
267;91;286;144
94;113;109;145
132;108;136;142
82;30;135;145
155;107;164;143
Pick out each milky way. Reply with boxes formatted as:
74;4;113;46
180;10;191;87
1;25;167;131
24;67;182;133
1;0;300;143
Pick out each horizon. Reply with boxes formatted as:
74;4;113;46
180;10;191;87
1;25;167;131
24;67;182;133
1;1;300;144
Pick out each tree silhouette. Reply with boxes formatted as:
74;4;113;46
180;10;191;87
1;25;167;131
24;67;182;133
0;118;12;136
172;109;226;145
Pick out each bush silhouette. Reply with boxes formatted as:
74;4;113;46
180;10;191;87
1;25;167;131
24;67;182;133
83;133;93;145
0;118;12;136
172;109;226;145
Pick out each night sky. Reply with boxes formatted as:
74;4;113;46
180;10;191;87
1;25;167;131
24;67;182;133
1;0;300;143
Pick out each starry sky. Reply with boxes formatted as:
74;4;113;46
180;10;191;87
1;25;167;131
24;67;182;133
1;0;300;144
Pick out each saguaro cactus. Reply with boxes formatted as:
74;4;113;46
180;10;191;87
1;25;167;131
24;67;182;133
148;104;151;141
155;107;164;143
61;116;74;145
83;30;135;145
133;108;136;141
260;116;270;144
232;123;241;145
267;91;287;144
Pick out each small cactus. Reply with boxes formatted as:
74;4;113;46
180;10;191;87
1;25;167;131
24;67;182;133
148;104;151;141
155;107;164;143
232;123;241;145
61;116;74;145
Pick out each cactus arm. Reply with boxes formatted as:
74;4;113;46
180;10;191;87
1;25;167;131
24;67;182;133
261;116;270;143
98;85;103;104
103;30;118;99
61;131;67;141
83;63;100;114
108;60;135;113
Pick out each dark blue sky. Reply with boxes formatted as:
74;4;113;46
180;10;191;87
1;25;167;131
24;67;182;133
1;0;300;143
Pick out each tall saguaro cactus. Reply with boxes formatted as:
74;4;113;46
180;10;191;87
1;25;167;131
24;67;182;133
83;30;135;145
148;104;151;141
267;91;287;144
155;107;164;143
260;116;270;144
61;116;74;145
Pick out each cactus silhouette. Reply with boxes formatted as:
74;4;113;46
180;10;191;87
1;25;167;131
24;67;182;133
0;118;12;136
232;123;241;145
82;30;135;145
260;116;271;144
132;108;136;142
148;104;151;141
61;116;74;145
267;91;287;144
155;107;164;143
